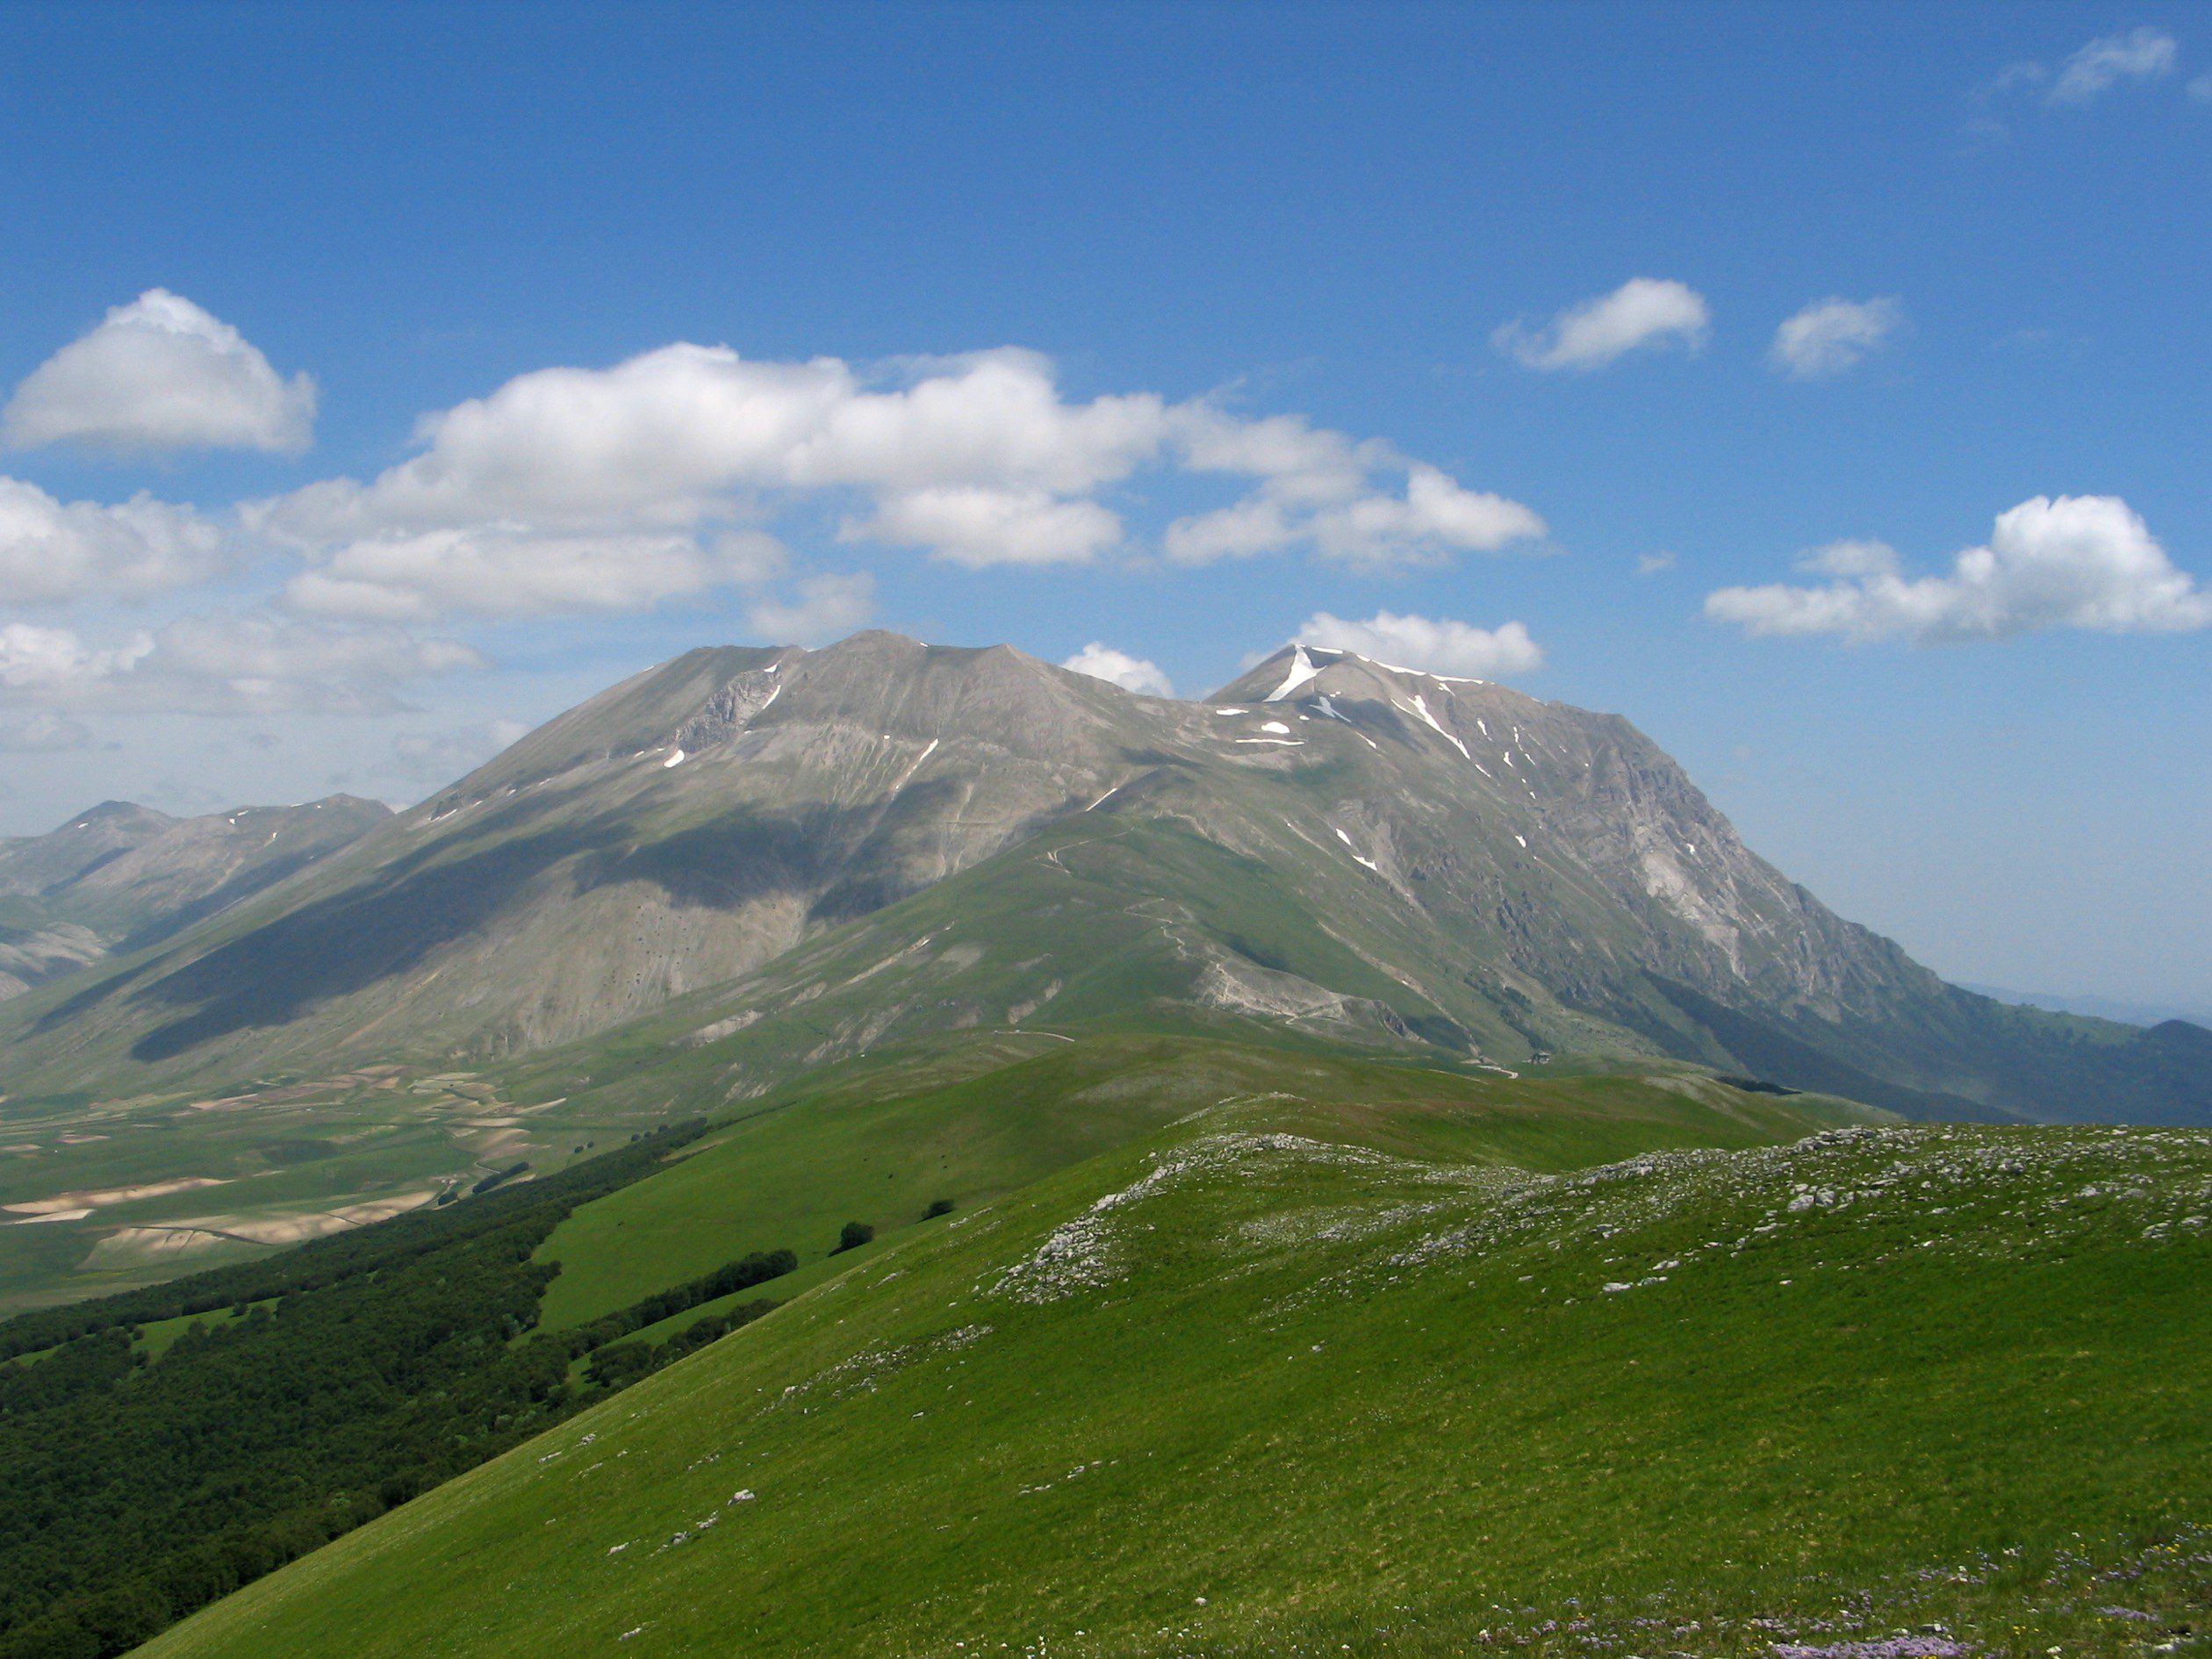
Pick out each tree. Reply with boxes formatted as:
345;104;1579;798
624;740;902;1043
836;1221;874;1253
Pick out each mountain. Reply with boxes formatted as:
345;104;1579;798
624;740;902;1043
0;632;2202;1125
0;797;391;1002
2;629;2207;1655
1961;980;2212;1030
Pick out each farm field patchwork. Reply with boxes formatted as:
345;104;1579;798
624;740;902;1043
0;1065;676;1314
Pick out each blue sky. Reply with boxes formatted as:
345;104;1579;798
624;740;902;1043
1;2;2208;1009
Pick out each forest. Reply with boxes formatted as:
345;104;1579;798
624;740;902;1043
0;1124;798;1659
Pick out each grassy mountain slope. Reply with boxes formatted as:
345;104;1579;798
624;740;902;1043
0;633;2202;1318
474;799;2203;1134
140;1089;2212;1659
0;635;1164;1091
0;1043;1867;1656
523;1034;1873;1333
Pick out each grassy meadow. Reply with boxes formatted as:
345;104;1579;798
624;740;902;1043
134;1065;2212;1659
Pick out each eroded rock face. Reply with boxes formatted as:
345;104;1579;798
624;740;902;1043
1206;645;1922;1021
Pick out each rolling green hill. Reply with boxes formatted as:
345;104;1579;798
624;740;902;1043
0;1042;1885;1656
133;1074;2212;1659
521;1033;1878;1334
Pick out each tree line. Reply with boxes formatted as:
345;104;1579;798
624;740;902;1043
0;1122;801;1659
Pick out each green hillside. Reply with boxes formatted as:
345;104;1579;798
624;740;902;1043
0;1040;1867;1656
524;1034;1871;1332
137;1080;2212;1658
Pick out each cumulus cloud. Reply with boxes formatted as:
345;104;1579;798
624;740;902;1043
0;711;93;752
0;477;230;604
1494;278;1710;372
1294;609;1545;679
2048;27;2177;104
391;717;531;783
250;345;1161;583
1167;412;1544;569
1705;496;2212;643
0;623;154;694
0;614;480;715
3;290;315;455
854;487;1121;567
1770;298;1903;379
1059;643;1174;697
284;526;788;621
239;343;1541;614
743;572;876;644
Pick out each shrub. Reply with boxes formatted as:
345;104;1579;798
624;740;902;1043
836;1221;874;1253
469;1160;530;1197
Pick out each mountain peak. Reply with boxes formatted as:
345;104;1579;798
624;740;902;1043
1210;643;1545;724
63;799;176;833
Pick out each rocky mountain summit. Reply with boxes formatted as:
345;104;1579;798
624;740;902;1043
0;632;2201;1124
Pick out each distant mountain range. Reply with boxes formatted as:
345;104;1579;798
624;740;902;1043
1960;982;2212;1031
1;631;2204;1124
0;797;389;1002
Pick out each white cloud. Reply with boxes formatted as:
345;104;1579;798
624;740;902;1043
0;614;480;715
1770;298;1903;379
1797;538;1905;578
242;343;1542;613
391;717;530;783
0;710;93;752
1165;411;1544;570
253;345;1158;552
1705;496;2212;643
0;477;230;604
3;290;315;455
1172;411;1374;502
855;487;1121;566
1294;609;1545;679
1495;278;1710;372
1160;494;1300;564
2048;27;2177;105
1634;551;1678;576
0;622;154;693
1306;466;1548;569
743;572;876;644
284;527;787;621
1060;643;1174;698
2190;70;2212;102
